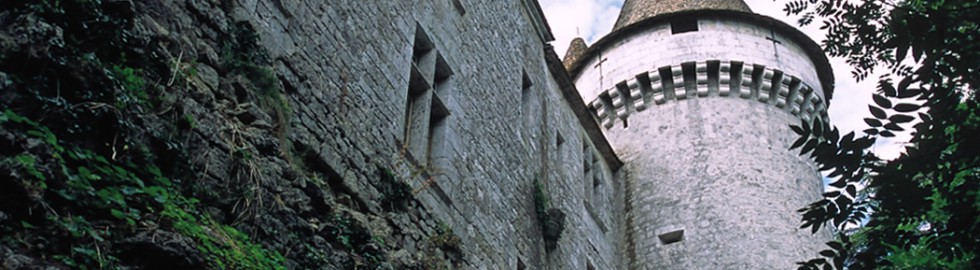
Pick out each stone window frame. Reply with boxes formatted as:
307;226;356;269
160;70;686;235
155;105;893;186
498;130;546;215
405;24;453;167
582;135;608;233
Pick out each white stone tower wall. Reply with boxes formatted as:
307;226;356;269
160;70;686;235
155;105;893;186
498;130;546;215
575;18;825;102
573;17;832;269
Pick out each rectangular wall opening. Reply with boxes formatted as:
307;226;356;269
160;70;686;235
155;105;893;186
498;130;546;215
658;229;685;245
521;71;535;130
671;18;698;34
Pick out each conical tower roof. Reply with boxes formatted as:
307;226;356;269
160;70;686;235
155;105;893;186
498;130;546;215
562;37;589;70
613;0;752;30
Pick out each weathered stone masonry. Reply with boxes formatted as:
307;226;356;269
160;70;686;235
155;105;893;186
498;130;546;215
589;60;830;129
106;0;629;269
110;0;833;269
566;1;836;268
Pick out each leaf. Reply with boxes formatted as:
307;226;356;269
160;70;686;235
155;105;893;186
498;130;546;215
791;125;806;135
872;94;892;108
833;212;846;227
889;114;914;123
802;139;819;155
791;135;808;150
891;10;910;60
863;128;879;135
146;186;169;203
823;191;841;197
880;130;896;137
827;241;844;251
840;132;855;147
111;209;126;219
919;112;932;123
827;203;838;215
854;137;876;148
812;120;823;137
877;78;896;97
864;118;883;127
883;122;904;131
897;88;922;99
826;126;839;142
819;249;836;257
845;185;857;197
88;229;105;242
869;106;887;119
830;179;847;188
836;197;853;213
893;103;919;112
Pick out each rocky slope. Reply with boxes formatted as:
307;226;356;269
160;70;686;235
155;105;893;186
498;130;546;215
0;1;461;269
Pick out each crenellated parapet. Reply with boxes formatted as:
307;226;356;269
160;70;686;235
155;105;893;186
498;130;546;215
588;60;829;129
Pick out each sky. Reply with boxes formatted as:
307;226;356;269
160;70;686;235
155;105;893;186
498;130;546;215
540;0;908;159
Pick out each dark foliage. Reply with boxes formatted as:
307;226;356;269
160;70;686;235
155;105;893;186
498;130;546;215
784;0;979;269
533;179;566;251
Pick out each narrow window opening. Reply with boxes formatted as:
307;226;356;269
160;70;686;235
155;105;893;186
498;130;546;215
450;0;466;15
404;76;427;150
428;54;452;166
521;71;534;128
671;18;698;34
582;138;592;196
434;54;453;96
517;258;526;270
556;132;565;147
428;97;449;159
405;26;436;159
592;165;602;188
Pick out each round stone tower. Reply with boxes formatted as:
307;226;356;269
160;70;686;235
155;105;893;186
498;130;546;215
565;0;835;268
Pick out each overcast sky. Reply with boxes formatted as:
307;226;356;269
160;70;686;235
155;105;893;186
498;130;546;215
540;0;907;159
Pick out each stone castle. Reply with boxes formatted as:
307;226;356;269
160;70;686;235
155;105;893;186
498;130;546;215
0;0;834;268
274;0;835;268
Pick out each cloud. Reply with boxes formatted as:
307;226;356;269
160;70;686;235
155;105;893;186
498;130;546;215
541;0;908;159
540;0;621;57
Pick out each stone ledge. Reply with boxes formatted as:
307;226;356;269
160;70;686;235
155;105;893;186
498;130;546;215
588;60;829;129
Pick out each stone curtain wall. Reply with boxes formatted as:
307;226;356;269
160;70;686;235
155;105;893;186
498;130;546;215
134;0;622;269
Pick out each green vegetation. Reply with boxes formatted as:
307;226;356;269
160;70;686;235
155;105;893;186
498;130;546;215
0;4;294;268
109;65;148;109
533;179;566;251
0;1;456;269
430;222;463;258
221;21;290;126
784;0;979;269
162;201;286;270
326;211;386;268
377;166;414;211
1;110;286;269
